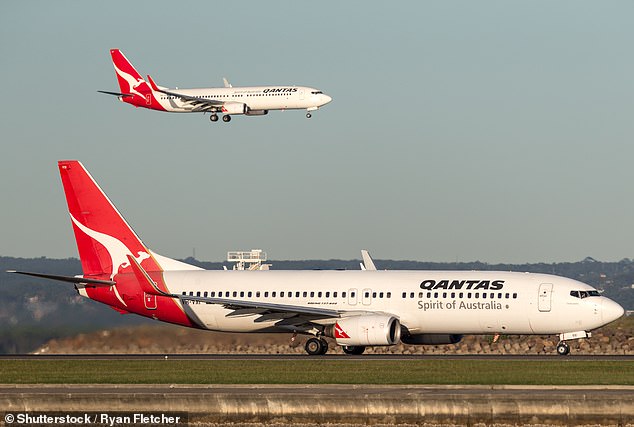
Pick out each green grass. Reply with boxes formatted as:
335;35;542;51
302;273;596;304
1;360;633;385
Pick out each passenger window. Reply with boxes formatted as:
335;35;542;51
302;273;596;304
342;292;346;298
386;292;391;298
310;292;315;297
240;291;245;297
475;293;479;299
182;291;186;295
379;292;384;298
402;292;406;298
372;292;376;298
498;293;502;299
296;291;300;297
365;292;370;298
482;293;487;299
247;291;252;298
334;292;338;297
442;292;447;298
434;292;438;298
204;292;208;297
410;292;415;298
351;292;356;298
264;291;269;297
196;291;201;297
272;292;276;297
513;293;517;299
303;291;308;297
233;291;237;297
256;291;260;297
505;293;510;299
459;292;463;298
318;292;323;298
418;292;423;298
451;292;455;298
326;292;330;298
211;292;215;297
281;291;285;297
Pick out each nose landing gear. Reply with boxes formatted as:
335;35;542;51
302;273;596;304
556;341;570;356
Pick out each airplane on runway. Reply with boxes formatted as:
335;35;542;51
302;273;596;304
98;49;332;123
9;161;625;356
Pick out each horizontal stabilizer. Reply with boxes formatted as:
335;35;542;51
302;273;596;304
6;270;115;286
98;90;134;97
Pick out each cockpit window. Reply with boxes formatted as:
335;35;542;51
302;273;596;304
311;91;323;94
570;290;600;299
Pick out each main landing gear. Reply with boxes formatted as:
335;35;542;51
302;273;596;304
305;337;329;355
306;112;312;119
209;114;231;123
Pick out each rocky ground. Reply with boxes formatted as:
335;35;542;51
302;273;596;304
33;316;633;355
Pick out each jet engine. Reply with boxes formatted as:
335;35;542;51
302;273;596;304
221;102;248;115
324;315;401;346
401;334;463;345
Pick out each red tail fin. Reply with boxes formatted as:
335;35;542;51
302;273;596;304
58;160;161;278
109;49;149;96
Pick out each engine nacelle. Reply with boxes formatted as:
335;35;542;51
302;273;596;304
401;334;463;345
245;109;268;116
325;315;401;346
221;102;248;115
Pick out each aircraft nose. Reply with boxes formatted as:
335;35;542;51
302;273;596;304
321;94;332;105
602;298;625;324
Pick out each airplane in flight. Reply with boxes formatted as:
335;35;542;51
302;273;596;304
9;161;624;356
98;49;332;123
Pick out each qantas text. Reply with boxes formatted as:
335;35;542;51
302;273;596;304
419;279;505;291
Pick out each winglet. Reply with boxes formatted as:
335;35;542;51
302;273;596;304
127;254;172;297
146;74;160;92
361;250;377;271
223;77;232;88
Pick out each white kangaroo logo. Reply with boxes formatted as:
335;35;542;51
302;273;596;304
71;214;151;307
113;62;146;98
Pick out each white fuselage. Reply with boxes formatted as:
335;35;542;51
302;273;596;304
154;86;331;113
156;270;623;335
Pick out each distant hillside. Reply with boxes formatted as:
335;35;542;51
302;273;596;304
1;256;633;354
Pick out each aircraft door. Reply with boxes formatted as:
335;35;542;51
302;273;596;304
362;288;372;306
538;283;553;312
348;289;358;306
299;90;304;100
145;94;152;106
144;292;157;310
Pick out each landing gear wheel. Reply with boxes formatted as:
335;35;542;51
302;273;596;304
210;114;218;122
222;115;231;122
306;112;312;119
305;337;326;355
342;345;366;355
318;338;329;355
556;341;570;356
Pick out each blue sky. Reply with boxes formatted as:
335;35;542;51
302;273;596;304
1;1;634;263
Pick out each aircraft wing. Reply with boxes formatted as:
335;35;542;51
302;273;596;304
179;294;342;320
146;75;224;112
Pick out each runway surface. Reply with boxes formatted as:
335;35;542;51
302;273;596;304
1;353;632;361
1;383;633;395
